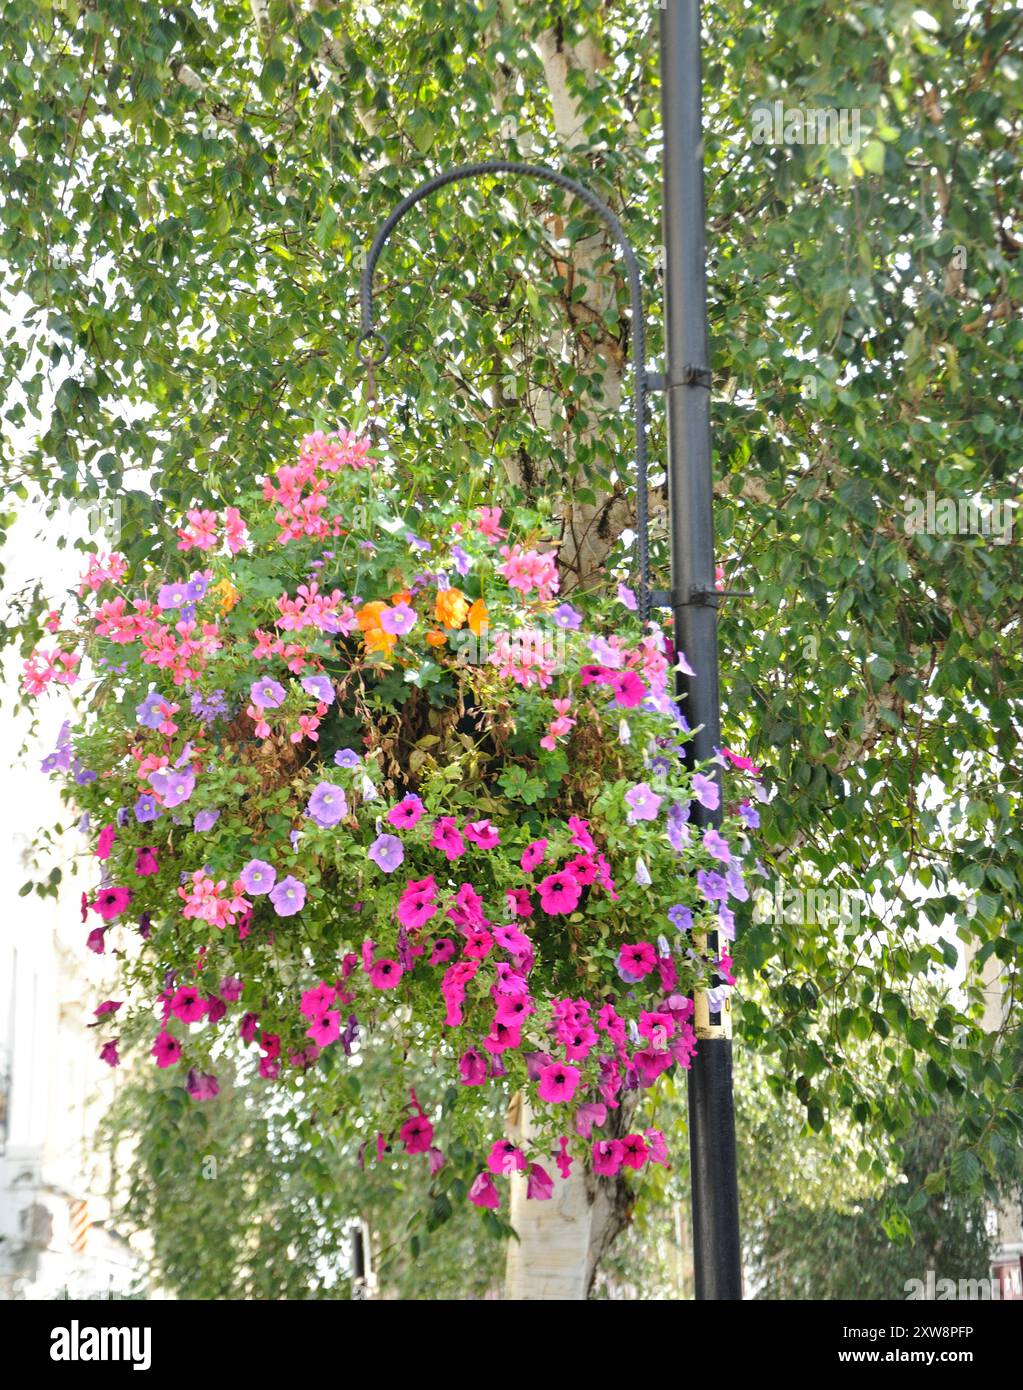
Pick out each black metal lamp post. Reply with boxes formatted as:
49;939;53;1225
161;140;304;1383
358;0;740;1300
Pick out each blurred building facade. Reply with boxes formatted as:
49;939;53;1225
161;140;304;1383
0;717;142;1300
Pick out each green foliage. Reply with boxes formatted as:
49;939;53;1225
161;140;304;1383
103;1051;504;1300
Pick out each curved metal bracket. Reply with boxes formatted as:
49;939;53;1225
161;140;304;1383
358;160;653;622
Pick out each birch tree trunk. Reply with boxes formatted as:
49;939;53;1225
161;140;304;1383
504;1093;633;1300
501;19;634;1301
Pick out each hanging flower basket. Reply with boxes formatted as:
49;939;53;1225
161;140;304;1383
28;426;760;1207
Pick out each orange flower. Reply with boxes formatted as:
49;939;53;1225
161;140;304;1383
390;589;412;606
356;600;388;633
364;625;397;655
212;578;239;613
435;586;469;630
467;598;489;637
425;628;448;647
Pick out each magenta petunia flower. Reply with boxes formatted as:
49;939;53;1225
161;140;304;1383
468;1171;500;1209
617;941;658;980
464;818;500;849
368;957;403;990
96;824;117;860
269;875;306;917
430;817;465;861
537;1061;581;1104
621;1133;649;1170
94;999;122;1018
219;977;243;1002
458;1048;487;1086
135;846;159;876
93;885;132;921
306;781;347;828
99;1040;120;1068
170;985;207;1023
300;982;336;1020
186;1069;220;1101
387;795;425;829
526;1162;554;1200
151;1031;182;1069
593;1138;625;1176
520;838;547;872
239;859;276;895
249;677;286;710
487;1139;526;1176
367;833;404;874
400;1114;434;1155
429;937;456;965
306;1010;341;1047
537;870;581;915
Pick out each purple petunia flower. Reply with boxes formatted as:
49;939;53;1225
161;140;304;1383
334;748;360;769
691;772;720;811
306;781;347;829
668;903;693;932
739;800;760;829
625;781;662;824
186;572;210;601
300;675;334;705
194;809;221;832
149;767;195;808
269;874;306;917
239;859;276;895
136;691;166;728
703;828;732;864
367;833;404;874
618;582;637;612
135;794;160;824
73;758;96;786
379;602;416;636
553;603;582;631
157;581;191;610
450;545;471;576
249;678;286;710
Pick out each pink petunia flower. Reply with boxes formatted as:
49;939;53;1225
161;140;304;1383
537;1061;581;1104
